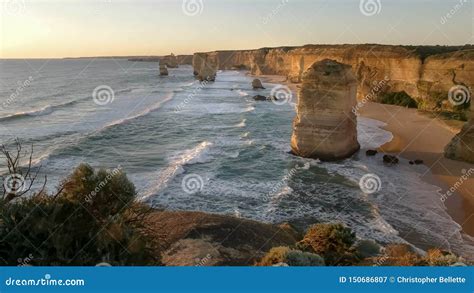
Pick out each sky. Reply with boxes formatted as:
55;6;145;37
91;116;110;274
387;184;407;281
0;0;472;58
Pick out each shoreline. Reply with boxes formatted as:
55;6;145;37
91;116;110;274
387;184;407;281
359;102;474;237
258;74;474;238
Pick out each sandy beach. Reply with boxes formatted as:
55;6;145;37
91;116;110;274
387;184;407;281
261;75;474;237
359;102;474;237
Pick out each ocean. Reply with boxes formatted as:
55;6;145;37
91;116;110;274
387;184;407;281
1;59;473;259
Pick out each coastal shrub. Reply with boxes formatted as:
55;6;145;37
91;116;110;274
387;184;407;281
256;246;325;266
285;250;325;266
377;91;418;108
423;249;462;266
383;244;423;266
256;246;290;266
355;240;382;259
61;163;135;217
298;223;357;265
0;164;159;266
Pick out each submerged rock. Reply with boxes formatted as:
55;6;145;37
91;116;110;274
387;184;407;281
366;150;378;156
252;78;265;89
383;155;399;164
290;59;360;161
253;95;267;101
252;95;279;102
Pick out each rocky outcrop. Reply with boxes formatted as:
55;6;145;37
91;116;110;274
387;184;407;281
192;45;474;113
147;211;299;266
159;64;168;76
161;53;179;68
252;78;265;89
193;53;217;81
445;102;474;163
291;59;360;161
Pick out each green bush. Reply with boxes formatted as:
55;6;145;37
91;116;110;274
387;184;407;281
377;91;418;108
256;246;324;266
61;163;136;217
285;250;325;266
355;240;382;259
0;164;159;266
298;223;357;265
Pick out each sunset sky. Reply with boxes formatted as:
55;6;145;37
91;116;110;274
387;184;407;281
0;0;472;58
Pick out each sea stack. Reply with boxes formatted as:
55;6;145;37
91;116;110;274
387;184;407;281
163;53;179;68
193;53;217;82
290;59;360;161
445;100;474;163
252;78;265;89
159;63;168;76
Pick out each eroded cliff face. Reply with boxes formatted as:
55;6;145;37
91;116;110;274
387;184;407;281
193;45;474;110
291;59;359;161
445;102;474;163
193;53;217;81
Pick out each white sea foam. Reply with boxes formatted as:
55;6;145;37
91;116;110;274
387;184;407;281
104;93;174;129
140;141;213;201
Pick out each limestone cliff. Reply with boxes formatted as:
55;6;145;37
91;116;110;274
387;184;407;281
193;52;217;81
193;45;473;111
291;59;359;161
445;102;474;163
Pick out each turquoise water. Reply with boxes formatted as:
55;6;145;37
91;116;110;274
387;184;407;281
1;59;473;259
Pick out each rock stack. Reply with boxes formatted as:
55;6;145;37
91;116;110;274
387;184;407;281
159;63;168;76
162;53;179;68
291;59;360;160
445;100;474;163
252;78;265;89
193;53;217;82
